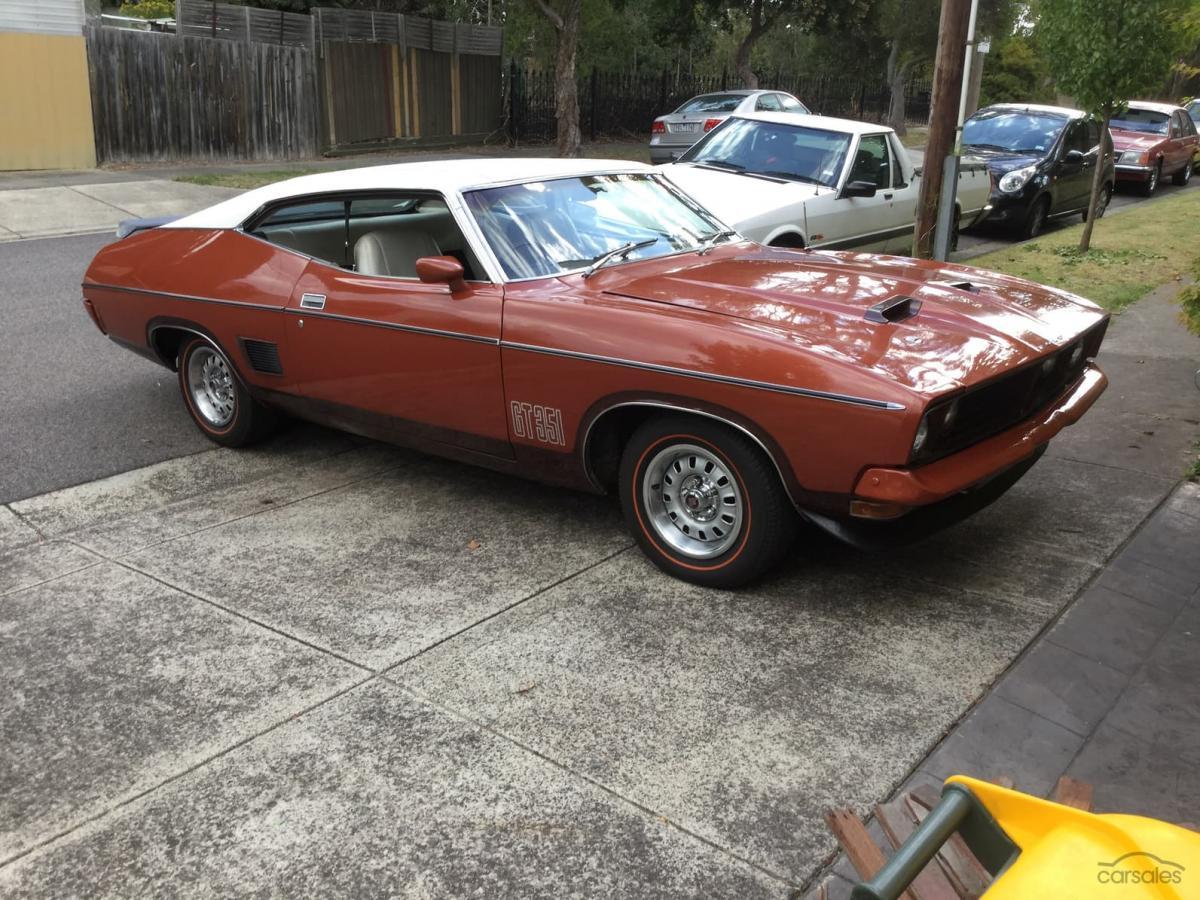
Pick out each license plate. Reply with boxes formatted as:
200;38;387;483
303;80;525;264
670;122;699;133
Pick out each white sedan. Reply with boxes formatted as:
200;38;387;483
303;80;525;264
659;112;991;254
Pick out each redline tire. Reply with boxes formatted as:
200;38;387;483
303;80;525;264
177;336;278;447
619;415;796;588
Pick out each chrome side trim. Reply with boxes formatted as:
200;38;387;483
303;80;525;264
579;399;802;507
283;307;499;345
85;282;274;311
501;341;906;410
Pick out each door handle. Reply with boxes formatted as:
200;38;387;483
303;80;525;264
300;293;326;310
884;192;894;200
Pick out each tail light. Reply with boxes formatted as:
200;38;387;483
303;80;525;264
651;119;666;134
703;118;721;132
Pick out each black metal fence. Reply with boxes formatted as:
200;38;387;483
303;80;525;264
507;64;932;143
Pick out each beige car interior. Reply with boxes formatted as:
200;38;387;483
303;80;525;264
253;197;485;280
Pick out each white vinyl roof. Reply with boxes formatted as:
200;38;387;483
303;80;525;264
166;158;655;230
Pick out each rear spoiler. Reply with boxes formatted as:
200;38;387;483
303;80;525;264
115;214;181;240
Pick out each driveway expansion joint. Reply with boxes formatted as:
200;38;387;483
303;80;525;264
387;677;801;891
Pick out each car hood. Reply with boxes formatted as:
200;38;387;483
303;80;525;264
963;147;1045;175
660;163;833;225
596;246;1106;397
1109;129;1165;152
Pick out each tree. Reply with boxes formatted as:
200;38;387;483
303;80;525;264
532;0;584;156
700;0;872;88
1039;0;1184;251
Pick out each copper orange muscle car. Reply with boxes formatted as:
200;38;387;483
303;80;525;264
82;159;1109;587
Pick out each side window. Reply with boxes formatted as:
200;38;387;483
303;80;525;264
348;194;484;281
779;94;807;113
849;134;891;188
1063;122;1089;155
251;200;348;265
1086;121;1101;152
1186;114;1199;137
755;93;782;112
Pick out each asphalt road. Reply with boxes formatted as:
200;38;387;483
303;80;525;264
0;233;213;504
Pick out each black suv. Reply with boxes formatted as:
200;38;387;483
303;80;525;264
964;104;1117;239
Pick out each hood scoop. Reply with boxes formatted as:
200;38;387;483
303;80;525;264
934;279;981;294
865;295;922;324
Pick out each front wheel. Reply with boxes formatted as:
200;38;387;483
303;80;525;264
618;415;796;588
1082;184;1111;222
178;336;278;447
1141;162;1161;196
1020;197;1050;240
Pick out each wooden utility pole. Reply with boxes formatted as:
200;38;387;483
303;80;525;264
912;0;972;258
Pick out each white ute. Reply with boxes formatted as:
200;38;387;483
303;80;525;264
659;111;991;254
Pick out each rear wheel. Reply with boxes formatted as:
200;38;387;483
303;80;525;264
618;415;796;588
178;336;277;447
1141;161;1161;196
1172;158;1193;186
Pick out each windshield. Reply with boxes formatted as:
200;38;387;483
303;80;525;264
464;174;723;280
679;117;852;187
963;110;1067;154
1110;108;1170;135
1189;100;1200;123
675;93;745;114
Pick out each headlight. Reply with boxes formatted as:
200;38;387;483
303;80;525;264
1119;150;1146;165
911;398;961;461
998;165;1036;193
912;417;930;457
1069;343;1084;367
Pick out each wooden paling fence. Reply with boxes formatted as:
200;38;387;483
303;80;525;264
85;24;318;163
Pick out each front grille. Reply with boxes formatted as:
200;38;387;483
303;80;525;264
914;318;1108;464
240;339;283;376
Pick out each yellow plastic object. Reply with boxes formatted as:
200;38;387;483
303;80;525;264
948;775;1200;899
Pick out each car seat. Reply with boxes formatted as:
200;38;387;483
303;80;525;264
354;230;442;278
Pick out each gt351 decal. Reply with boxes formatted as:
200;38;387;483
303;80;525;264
510;401;566;446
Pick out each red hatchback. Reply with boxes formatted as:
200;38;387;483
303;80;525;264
1111;101;1200;195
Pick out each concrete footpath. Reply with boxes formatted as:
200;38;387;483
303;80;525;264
810;282;1200;896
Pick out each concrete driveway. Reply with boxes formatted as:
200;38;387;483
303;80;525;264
1;305;1183;895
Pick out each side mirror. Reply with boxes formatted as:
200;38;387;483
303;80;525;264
1062;149;1084;165
416;256;468;294
840;180;878;199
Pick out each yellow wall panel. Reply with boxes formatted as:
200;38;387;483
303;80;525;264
0;32;96;170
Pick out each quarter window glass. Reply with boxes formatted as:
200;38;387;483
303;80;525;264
779;95;809;113
755;93;783;111
849;134;891;188
252;200;346;264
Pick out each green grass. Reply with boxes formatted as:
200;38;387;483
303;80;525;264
968;188;1200;313
175;169;318;190
897;126;929;149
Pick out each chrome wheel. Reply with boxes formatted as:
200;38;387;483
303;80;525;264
642;442;743;559
1147;167;1159;193
186;344;236;428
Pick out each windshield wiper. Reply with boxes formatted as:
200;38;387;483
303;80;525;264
964;143;1011;152
696;229;738;255
694;160;745;171
581;238;658;278
760;170;820;185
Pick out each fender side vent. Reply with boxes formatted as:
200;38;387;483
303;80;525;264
865;295;922;324
240;339;283;375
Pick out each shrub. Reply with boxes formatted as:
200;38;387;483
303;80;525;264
119;0;175;19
